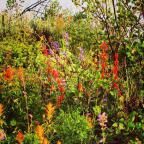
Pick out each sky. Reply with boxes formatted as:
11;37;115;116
0;0;80;14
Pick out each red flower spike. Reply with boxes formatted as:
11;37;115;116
114;53;119;59
56;95;65;108
113;82;119;90
58;86;65;93
16;131;24;144
100;41;108;51
52;69;59;79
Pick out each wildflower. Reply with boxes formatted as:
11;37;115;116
56;78;64;86
4;66;15;81
0;104;4;116
17;67;25;86
50;85;55;92
43;48;49;56
77;82;83;92
99;137;106;143
51;41;60;51
67;15;73;24
113;53;119;80
63;32;69;42
0;129;6;141
45;102;55;121
63;32;69;47
97;112;108;130
17;67;24;81
56;15;65;31
57;140;62;144
0;119;4;126
100;41;108;51
79;47;84;61
86;116;93;128
58;86;65;93
35;124;44;144
43;137;50;144
16;131;24;144
56;95;65;108
52;69;59;79
100;42;108;79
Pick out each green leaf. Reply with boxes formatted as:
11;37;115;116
112;122;118;127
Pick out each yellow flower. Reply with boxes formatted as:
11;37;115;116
0;104;4;116
45;102;55;121
0;119;4;126
57;140;62;144
55;15;65;31
35;124;44;144
43;137;50;144
86;116;93;128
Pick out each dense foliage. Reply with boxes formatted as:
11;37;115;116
0;0;144;143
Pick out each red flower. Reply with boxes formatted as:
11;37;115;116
114;60;119;65
100;41;108;51
113;53;119;80
101;71;105;79
50;85;55;92
77;83;83;92
113;83;122;96
56;78;62;85
113;82;119;90
16;131;24;144
101;62;106;69
56;95;65;108
101;53;108;60
58;86;65;93
52;69;59;79
114;53;119;59
4;66;15;81
43;48;49;56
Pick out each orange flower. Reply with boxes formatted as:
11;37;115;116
86;117;93;128
50;85;55;92
0;129;6;141
4;66;15;81
77;83;83;92
17;67;25;85
16;131;24;144
35;124;44;143
43;137;50;144
45;102;55;121
0;104;4;116
57;140;62;144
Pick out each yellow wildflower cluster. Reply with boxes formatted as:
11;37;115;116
55;15;65;31
0;104;4;117
45;102;55;121
35;124;50;144
86;116;93;128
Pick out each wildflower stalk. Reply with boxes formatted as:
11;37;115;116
97;112;108;144
18;68;30;133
